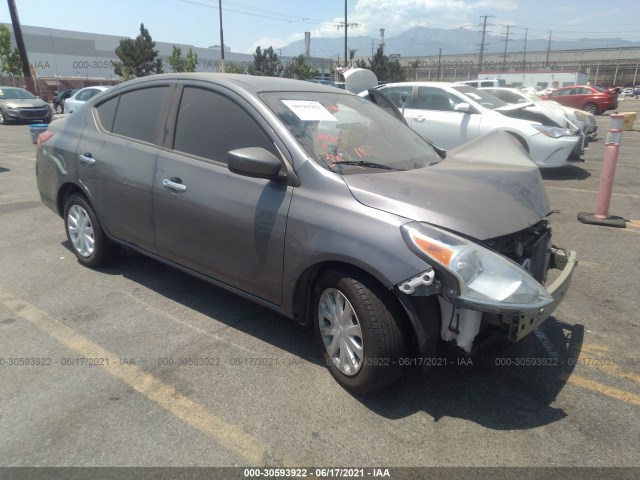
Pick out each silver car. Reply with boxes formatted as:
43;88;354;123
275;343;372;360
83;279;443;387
64;86;110;113
0;86;52;125
36;73;576;394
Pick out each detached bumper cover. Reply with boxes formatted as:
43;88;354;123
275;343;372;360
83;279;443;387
506;250;577;341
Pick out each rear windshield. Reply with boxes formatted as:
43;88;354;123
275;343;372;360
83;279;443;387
262;91;442;175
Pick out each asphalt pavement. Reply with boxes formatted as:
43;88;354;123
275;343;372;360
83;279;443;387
0;100;639;477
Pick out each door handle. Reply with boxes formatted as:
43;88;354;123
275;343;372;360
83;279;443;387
162;178;187;193
78;153;95;166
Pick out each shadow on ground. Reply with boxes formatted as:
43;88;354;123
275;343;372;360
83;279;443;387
62;242;584;431
541;165;591;181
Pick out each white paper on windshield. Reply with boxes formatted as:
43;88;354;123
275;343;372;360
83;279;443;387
282;100;337;121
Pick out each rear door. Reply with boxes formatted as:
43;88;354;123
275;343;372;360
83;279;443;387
153;83;293;305
76;83;173;251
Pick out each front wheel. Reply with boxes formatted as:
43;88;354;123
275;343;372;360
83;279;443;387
64;193;117;268
55;104;63;114
313;269;405;394
583;102;598;115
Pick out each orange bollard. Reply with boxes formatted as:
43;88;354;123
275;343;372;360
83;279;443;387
578;114;627;228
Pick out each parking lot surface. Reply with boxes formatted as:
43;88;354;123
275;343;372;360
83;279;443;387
1;101;639;474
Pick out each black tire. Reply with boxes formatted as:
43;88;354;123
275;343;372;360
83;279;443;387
55;104;63;114
583;102;598;115
0;109;9;125
313;268;405;394
63;193;117;268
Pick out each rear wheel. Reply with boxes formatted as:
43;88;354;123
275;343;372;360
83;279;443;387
583;102;598;115
313;269;405;394
55;103;64;114
63;193;117;268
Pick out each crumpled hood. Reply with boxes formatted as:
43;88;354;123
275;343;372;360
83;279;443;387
342;132;550;240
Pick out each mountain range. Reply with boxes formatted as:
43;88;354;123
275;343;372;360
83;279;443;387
279;26;640;59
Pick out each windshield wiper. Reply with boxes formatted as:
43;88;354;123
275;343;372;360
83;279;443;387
331;160;404;171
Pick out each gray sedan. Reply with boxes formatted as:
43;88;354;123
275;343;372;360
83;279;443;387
0;86;52;124
35;73;576;393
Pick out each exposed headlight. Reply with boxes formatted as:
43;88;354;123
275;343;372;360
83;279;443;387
532;124;573;138
401;222;553;312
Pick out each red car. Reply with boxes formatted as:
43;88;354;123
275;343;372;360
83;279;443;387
539;85;618;115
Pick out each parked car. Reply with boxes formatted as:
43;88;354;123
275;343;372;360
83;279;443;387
0;86;52;125
64;86;110;113
380;82;581;167
52;89;78;114
455;78;506;88
36;73;576;394
622;88;634;96
538;85;618;115
480;87;596;141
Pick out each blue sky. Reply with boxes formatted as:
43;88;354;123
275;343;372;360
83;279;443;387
1;0;639;53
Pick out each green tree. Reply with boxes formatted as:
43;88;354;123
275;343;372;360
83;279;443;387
113;23;163;79
368;46;406;82
247;46;283;77
0;24;22;77
184;48;198;72
168;46;185;72
224;62;245;74
282;54;319;80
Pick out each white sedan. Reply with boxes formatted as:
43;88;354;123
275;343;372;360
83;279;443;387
381;82;580;168
64;86;110;114
480;87;597;139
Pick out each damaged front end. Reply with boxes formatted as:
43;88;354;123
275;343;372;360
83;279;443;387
395;221;576;354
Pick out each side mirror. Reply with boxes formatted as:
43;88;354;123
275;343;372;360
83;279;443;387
227;147;283;181
454;102;473;113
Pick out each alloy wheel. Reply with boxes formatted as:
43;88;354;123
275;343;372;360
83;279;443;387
67;204;95;257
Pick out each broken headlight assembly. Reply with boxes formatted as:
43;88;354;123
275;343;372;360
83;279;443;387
400;222;553;314
532;124;574;138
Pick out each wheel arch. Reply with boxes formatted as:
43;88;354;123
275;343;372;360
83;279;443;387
291;260;433;357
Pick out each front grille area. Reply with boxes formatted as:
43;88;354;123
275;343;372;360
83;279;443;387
19;107;48;118
482;221;551;283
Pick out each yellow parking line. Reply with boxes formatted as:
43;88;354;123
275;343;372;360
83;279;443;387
545;186;640;198
566;375;640;407
579;345;640;384
0;289;294;467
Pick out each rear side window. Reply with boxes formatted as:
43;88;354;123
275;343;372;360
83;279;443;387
173;86;276;163
112;86;169;144
95;96;119;132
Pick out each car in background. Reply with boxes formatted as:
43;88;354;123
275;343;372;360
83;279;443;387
538;85;618;115
480;87;596;141
52;89;78;114
380;82;581;167
35;73;575;393
621;88;634;96
64;86;110;113
0;86;52;125
634;86;640;97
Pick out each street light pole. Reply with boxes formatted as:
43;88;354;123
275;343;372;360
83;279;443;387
218;0;225;72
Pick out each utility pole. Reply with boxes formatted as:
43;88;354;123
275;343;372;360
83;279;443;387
477;15;494;76
545;31;552;69
502;25;513;70
336;0;359;68
218;0;225;72
437;48;442;81
7;0;35;93
522;27;528;71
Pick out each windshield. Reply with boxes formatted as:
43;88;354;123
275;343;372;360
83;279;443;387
262;91;442;175
0;88;36;100
452;85;508;110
